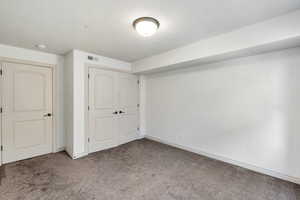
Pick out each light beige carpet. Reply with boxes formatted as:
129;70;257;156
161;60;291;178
0;139;299;200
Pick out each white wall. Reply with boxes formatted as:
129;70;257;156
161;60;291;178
65;50;132;158
145;47;300;183
0;44;65;151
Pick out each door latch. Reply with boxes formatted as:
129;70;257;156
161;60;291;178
44;113;52;117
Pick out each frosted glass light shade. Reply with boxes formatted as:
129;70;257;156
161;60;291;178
133;17;160;37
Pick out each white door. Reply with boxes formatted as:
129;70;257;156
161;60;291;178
2;62;53;164
88;68;138;153
88;68;118;153
117;72;139;144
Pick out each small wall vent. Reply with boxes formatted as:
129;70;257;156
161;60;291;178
87;56;99;61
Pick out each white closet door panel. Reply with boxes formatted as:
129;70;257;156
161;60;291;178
118;73;138;111
94;74;114;109
88;68;118;153
119;114;137;135
88;68;139;153
89;114;117;152
2;62;53;164
117;72;139;144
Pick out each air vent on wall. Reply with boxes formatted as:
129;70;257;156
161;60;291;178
87;55;99;61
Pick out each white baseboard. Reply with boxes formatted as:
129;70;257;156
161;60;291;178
54;147;65;153
137;134;145;140
145;135;300;185
72;135;143;160
65;147;73;159
119;134;140;145
64;147;88;160
72;151;89;159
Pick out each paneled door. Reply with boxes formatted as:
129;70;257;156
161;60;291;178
117;73;139;144
2;62;53;164
88;68;138;153
88;68;118;153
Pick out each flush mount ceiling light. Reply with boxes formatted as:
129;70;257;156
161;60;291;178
133;17;160;37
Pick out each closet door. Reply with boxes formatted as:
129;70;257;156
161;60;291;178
117;72;139;144
88;68;118;153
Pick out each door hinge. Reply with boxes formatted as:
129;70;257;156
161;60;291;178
88;138;90;143
0;107;2;113
137;80;140;84
88;73;90;79
0;145;3;151
0;69;2;76
137;104;140;108
88;106;90;110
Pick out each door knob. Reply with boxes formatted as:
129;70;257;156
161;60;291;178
44;113;52;117
112;111;118;114
119;111;125;114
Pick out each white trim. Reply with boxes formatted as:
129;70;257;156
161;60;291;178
137;135;145;140
0;57;58;164
87;63;132;73
145;135;300;185
0;63;3;166
72;151;89;160
51;63;58;153
54;147;65;153
73;135;142;159
118;135;140;146
65;147;73;158
84;64;90;156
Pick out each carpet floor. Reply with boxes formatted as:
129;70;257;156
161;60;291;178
0;139;299;200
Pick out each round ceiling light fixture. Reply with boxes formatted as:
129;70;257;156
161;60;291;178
133;17;160;37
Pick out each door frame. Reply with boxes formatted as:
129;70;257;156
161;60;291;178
84;64;135;155
0;57;57;165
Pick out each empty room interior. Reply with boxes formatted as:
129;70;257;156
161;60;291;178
1;0;300;199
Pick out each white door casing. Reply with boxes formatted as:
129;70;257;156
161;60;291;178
2;62;53;164
88;68;138;153
0;64;3;164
